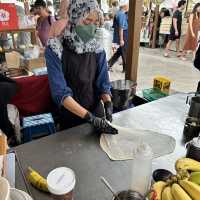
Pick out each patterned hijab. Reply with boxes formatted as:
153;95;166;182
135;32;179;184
63;0;100;54
47;0;101;58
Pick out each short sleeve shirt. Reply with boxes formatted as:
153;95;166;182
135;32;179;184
170;10;182;34
113;10;128;44
37;16;55;47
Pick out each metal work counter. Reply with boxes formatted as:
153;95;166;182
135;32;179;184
15;93;188;200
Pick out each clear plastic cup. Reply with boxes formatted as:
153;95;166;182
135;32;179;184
47;167;76;200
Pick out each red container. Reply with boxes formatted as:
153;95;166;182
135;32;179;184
0;3;18;31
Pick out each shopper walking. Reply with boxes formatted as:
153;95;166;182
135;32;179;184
110;0;119;18
108;0;129;72
181;3;200;60
164;0;186;57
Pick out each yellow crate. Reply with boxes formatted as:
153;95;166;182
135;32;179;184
153;76;171;94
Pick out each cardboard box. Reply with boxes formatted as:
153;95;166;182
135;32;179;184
5;51;21;68
24;57;46;70
153;76;171;95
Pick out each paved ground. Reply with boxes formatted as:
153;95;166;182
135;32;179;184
110;47;200;93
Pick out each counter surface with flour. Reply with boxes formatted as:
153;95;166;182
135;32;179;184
15;93;188;200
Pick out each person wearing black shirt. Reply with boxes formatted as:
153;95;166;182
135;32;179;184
0;74;17;142
164;0;186;57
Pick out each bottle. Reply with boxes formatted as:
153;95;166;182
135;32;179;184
130;143;153;196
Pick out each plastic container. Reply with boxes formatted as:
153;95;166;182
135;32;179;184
186;137;200;161
130;143;153;196
188;96;200;118
153;76;171;95
111;80;136;110
183;119;200;143
47;167;76;200
152;169;173;182
142;88;168;102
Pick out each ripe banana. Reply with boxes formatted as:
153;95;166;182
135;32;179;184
175;158;200;172
189;172;200;185
27;167;49;192
162;186;174;200
171;183;192;200
148;181;167;200
179;179;200;200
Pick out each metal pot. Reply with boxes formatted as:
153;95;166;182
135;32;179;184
111;80;137;111
112;190;145;200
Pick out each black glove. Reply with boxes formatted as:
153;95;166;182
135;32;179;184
84;112;118;135
104;101;113;122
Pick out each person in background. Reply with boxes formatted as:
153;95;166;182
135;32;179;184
158;8;171;31
0;74;17;144
157;8;171;47
164;0;186;57
181;3;200;60
110;0;119;18
108;0;129;72
103;13;114;31
34;0;55;47
45;0;117;134
47;0;55;16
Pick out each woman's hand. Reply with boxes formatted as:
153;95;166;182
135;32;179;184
84;112;118;135
192;32;196;38
175;31;179;37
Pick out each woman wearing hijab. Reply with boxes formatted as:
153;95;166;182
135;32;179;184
45;0;117;134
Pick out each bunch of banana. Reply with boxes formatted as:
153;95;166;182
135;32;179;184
175;158;200;172
149;178;200;200
27;167;49;193
148;158;200;200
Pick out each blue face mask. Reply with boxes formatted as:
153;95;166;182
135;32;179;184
75;24;97;43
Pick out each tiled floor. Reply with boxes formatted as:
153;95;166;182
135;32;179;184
110;47;200;93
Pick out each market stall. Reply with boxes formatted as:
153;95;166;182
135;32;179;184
1;1;200;200
13;93;195;200
0;1;50;117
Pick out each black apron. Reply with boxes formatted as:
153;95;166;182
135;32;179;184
60;44;104;129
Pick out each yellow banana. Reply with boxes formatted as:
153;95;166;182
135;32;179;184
175;158;200;172
162;186;174;200
189;172;200;185
27;167;49;192
179;179;200;200
148;181;167;200
171;183;192;200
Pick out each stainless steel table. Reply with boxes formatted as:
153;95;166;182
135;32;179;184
15;93;188;200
